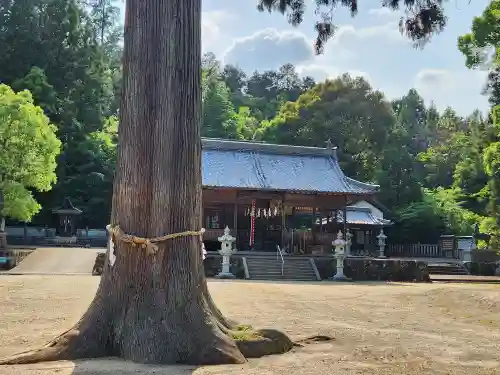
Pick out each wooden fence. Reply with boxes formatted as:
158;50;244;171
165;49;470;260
5;226;107;248
386;243;444;258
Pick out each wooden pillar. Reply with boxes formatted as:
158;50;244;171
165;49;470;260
343;195;348;235
233;202;238;246
312;206;316;245
280;196;285;249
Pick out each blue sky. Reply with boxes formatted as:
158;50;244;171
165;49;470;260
118;0;491;116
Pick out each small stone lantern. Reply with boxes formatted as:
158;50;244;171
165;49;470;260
377;228;387;258
345;229;353;256
331;230;350;281
216;226;236;279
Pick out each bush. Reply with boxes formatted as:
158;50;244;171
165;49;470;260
463;261;498;276
314;258;431;282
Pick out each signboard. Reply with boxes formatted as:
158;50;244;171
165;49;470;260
440;235;455;255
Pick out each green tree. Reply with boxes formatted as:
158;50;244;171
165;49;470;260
0;84;61;231
483;105;500;246
261;74;394;180
458;0;500;69
0;0;120;224
202;73;238;139
376;125;423;209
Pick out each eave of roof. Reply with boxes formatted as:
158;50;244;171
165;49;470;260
201;138;379;195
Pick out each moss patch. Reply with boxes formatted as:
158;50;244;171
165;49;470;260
229;325;263;341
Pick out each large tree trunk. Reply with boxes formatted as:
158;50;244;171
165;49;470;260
0;0;293;366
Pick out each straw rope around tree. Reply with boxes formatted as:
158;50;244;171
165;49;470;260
106;225;206;255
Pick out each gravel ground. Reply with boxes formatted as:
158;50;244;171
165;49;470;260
0;276;499;375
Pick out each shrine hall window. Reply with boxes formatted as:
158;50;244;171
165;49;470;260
205;209;222;229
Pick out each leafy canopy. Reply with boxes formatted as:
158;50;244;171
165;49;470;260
458;0;500;68
258;0;448;53
0;84;61;221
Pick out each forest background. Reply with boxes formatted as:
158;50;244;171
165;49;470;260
1;0;500;246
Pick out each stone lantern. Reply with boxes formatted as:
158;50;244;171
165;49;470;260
331;230;350;281
377;228;387;258
216;226;236;279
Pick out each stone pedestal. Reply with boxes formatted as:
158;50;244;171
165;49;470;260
216;226;236;279
330;230;351;281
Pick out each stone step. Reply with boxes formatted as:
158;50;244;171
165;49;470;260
245;257;318;281
427;264;469;275
246;265;314;271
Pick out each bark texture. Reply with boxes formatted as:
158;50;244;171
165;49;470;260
0;0;293;366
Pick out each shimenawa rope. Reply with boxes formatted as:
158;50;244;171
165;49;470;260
106;224;205;254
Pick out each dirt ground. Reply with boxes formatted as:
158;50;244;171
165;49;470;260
0;276;499;375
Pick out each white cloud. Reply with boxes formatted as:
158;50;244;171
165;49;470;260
331;22;406;46
414;69;454;93
368;7;399;18
202;11;234;54
223;28;314;71
414;68;489;113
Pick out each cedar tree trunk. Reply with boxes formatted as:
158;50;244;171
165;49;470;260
0;0;293;366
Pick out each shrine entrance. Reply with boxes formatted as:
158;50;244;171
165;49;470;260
51;198;82;238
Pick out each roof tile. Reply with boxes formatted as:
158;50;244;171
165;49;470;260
201;138;379;195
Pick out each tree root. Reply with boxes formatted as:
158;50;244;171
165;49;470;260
235;328;294;358
0;325;323;365
0;328;105;365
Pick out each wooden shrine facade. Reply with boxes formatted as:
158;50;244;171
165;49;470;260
200;138;387;254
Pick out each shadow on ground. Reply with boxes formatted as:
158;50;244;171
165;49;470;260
70;358;198;375
209;278;415;286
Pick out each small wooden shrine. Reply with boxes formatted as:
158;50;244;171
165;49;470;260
51;197;82;237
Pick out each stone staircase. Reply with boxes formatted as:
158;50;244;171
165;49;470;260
245;256;320;281
427;262;469;275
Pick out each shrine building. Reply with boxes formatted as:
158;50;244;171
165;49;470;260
200;138;391;256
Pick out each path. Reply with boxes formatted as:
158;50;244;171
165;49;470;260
6;247;103;275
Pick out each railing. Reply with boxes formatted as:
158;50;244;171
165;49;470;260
276;244;284;276
386;243;443;258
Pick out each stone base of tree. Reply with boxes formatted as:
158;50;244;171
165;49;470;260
0;307;296;365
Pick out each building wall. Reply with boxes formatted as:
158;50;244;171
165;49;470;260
351;200;384;219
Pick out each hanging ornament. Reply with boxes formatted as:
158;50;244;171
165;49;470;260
257;208;261;218
274;206;278;217
268;208;272;217
250;199;256;247
263;209;267;218
250;206;255;217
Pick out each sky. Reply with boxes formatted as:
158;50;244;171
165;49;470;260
118;0;492;116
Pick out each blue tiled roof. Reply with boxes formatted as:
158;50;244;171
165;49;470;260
340;208;392;225
201;138;379;195
318;207;392;226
